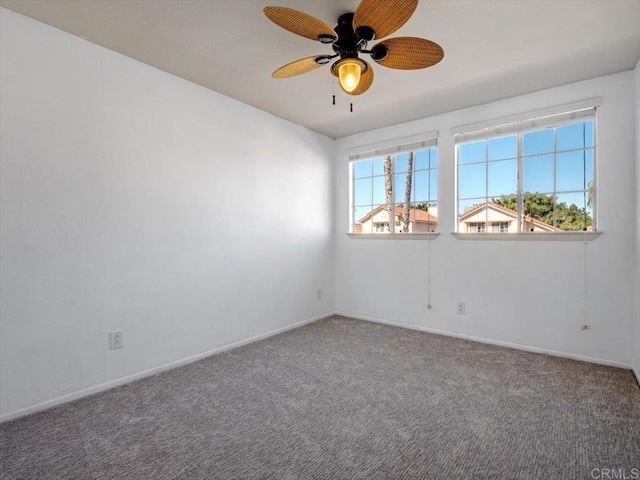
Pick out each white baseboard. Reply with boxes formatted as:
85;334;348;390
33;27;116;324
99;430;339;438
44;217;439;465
634;367;640;387
1;312;335;423
339;312;633;370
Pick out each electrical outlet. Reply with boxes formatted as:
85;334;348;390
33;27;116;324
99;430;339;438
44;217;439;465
456;302;466;315
109;331;123;349
316;288;323;300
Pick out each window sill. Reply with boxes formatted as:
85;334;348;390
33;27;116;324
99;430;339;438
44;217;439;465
451;232;602;241
348;233;440;240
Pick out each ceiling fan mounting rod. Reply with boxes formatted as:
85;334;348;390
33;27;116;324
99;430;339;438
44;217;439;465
331;13;387;64
333;13;365;60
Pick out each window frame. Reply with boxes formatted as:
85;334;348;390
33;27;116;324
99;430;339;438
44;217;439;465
455;111;598;235
347;133;439;239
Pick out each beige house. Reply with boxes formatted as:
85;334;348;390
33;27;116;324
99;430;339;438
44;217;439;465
354;202;561;234
458;202;558;233
354;206;438;233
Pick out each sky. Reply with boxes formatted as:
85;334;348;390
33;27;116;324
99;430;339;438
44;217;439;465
352;120;594;226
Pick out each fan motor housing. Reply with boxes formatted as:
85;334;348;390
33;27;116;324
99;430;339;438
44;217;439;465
333;13;363;59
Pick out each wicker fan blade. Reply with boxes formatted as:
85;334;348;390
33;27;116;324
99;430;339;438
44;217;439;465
264;6;337;42
374;37;444;70
353;0;418;40
330;61;374;96
272;56;325;79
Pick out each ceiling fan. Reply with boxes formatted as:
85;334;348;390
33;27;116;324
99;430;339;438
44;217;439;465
264;0;444;97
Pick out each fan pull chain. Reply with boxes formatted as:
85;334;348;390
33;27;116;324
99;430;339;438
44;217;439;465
350;103;353;113
332;79;336;106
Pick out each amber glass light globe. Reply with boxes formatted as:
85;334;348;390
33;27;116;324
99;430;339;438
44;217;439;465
338;59;363;93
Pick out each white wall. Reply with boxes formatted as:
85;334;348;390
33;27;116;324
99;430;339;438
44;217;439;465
0;9;335;420
335;72;637;368
634;59;640;382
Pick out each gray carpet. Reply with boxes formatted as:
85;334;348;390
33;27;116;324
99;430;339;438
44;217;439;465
1;316;639;480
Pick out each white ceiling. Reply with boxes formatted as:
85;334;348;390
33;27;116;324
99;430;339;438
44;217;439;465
2;0;639;139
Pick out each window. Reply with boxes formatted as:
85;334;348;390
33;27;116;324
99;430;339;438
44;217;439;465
468;222;486;233
351;147;438;234
456;110;595;233
374;222;388;232
491;221;510;233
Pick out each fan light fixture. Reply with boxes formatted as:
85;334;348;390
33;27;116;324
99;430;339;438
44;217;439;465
264;0;444;98
337;59;365;93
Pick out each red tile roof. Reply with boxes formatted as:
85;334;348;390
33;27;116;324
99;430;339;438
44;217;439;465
394;206;438;223
355;205;438;224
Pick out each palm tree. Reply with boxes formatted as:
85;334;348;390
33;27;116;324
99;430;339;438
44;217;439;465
585;178;595;231
402;152;413;232
383;155;393;232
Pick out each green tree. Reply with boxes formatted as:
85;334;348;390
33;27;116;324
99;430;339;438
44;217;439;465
398;202;434;212
492;193;592;231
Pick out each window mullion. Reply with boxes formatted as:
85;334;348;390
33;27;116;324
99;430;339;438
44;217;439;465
582;124;587;231
391;155;396;233
553;127;558;229
455;145;459;232
592;118;598;231
484;142;489;228
517;133;523;232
